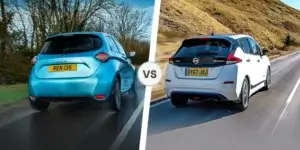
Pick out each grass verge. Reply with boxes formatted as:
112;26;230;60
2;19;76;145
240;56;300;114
0;84;27;107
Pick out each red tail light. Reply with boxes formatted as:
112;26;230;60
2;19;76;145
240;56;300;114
94;95;105;100
95;52;109;62
227;52;242;64
31;56;37;65
29;96;36;100
169;58;174;64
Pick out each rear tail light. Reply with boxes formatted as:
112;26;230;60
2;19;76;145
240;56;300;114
169;58;174;64
95;52;109;62
94;95;105;100
29;96;36;100
226;51;242;64
31;56;37;65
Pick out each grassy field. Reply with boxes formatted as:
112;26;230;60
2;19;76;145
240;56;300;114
159;0;300;48
0;84;27;106
151;0;300;102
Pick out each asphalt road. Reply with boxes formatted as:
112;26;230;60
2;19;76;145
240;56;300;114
0;76;145;150
147;51;300;150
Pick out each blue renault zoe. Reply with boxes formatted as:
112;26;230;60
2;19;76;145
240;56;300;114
28;32;136;112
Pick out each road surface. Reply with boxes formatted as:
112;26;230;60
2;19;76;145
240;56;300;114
147;51;300;150
0;76;145;150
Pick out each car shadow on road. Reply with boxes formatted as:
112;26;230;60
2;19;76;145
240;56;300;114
148;100;240;136
0;91;141;150
148;87;271;136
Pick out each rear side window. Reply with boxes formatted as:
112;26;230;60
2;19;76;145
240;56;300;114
40;34;102;54
238;38;251;53
174;38;232;57
247;38;261;55
106;36;120;53
113;39;127;56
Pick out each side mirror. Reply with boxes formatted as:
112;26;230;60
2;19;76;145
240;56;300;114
128;51;136;57
262;48;269;55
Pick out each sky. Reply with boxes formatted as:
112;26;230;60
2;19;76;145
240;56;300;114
281;0;300;10
115;0;154;8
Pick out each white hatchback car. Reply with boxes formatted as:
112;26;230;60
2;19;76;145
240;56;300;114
165;34;271;111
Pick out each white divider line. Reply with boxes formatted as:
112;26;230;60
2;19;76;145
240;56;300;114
270;76;300;138
109;99;144;150
138;0;162;149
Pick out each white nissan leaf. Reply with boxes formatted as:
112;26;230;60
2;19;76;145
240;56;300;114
165;34;271;111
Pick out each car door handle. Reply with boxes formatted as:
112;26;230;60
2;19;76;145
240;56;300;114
246;59;250;62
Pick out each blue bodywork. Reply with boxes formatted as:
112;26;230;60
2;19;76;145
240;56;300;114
28;32;136;102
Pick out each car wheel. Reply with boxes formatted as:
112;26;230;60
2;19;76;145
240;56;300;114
29;99;50;112
109;78;122;112
128;81;137;96
235;78;249;111
262;67;271;91
171;96;188;108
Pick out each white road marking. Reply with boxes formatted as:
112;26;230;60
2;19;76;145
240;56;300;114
270;51;300;63
150;98;169;108
270;76;300;137
109;99;144;150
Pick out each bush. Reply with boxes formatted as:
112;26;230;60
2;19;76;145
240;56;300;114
283;34;299;48
284;34;292;47
119;39;150;65
130;48;149;65
0;52;32;84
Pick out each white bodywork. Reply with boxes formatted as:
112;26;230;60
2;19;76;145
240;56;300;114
165;35;271;101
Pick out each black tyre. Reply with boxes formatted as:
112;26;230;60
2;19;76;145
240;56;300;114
128;81;137;96
109;78;122;112
262;67;271;91
29;99;50;112
171;96;188;108
235;78;250;111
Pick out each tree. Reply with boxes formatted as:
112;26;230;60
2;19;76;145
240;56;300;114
106;3;152;45
0;0;8;58
9;0;114;50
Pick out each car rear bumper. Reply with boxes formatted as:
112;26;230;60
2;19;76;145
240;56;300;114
165;63;240;101
28;74;114;102
165;81;239;101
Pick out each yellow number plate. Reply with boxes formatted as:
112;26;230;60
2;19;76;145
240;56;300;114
186;68;208;76
48;64;77;72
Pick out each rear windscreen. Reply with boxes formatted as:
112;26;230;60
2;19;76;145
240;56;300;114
174;38;232;57
40;34;102;54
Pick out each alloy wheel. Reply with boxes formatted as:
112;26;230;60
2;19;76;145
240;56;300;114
242;80;249;108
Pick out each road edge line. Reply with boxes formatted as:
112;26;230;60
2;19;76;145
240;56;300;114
270;50;300;63
270;76;300;138
150;97;168;106
109;99;144;150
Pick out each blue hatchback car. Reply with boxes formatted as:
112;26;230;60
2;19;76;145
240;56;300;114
28;32;136;112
